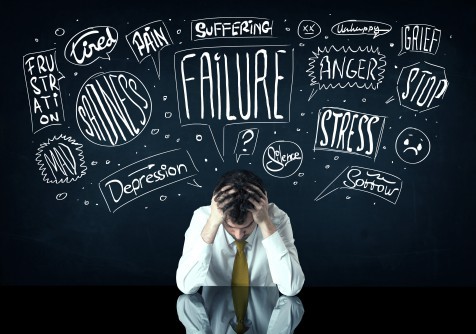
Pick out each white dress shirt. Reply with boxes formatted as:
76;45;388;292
176;203;305;296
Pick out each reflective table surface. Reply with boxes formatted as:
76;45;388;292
3;285;471;331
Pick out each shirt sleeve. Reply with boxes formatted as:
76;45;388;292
261;211;305;296
176;208;213;294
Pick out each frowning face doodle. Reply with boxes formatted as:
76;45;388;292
395;127;431;164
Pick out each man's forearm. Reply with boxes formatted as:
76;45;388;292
258;218;277;239
201;217;221;244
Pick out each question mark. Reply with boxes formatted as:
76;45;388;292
241;129;255;152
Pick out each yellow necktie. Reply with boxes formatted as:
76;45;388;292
232;286;249;334
232;240;249;286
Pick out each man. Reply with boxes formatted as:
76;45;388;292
176;169;305;296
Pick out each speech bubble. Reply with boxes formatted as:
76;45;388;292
234;128;259;162
191;17;273;40
315;166;402;204
399;24;441;56
23;49;65;134
35;134;87;184
396;61;449;112
174;45;293;161
64;26;118;66
297;20;321;39
313;107;386;161
262;140;303;178
76;71;152;147
126;20;173;79
331;20;392;38
98;148;198;212
307;46;386;101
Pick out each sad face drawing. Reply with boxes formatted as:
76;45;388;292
395;127;431;164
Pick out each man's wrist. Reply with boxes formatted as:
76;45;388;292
258;218;277;238
207;216;223;228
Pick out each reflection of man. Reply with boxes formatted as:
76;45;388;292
176;169;305;296
176;286;305;333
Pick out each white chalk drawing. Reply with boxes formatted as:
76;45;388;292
399;24;441;56
297;20;321;39
187;178;202;188
395;127;431;164
23;49;65;133
174;45;293;161
234;128;259;162
75;71;152;147
126;20;173;79
35;135;87;184
313;107;386;161
262;140;303;178
56;192;68;200
306;46;386;101
331;20;392;38
191;17;273;41
99;149;198;212
396;61;449;112
64;26;118;66
385;96;395;104
315;166;402;204
55;28;65;37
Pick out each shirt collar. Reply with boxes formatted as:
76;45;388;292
223;223;258;248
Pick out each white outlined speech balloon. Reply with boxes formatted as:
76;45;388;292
64;26;118;66
234;128;259;163
331;20;392;39
126;20;173;79
315;166;402;204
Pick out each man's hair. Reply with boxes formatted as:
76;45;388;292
213;169;266;225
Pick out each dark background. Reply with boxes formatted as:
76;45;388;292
2;0;475;303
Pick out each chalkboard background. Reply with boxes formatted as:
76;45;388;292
2;0;475;288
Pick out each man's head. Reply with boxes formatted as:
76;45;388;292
213;169;266;240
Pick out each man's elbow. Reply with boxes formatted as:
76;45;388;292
278;275;305;296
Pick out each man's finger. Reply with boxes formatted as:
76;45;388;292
247;196;261;211
245;185;266;201
214;186;237;202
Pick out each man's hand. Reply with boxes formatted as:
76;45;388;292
246;183;276;238
209;185;237;226
245;184;270;225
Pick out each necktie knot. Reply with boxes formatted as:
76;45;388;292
235;240;246;252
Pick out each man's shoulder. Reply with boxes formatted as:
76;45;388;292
193;205;211;216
